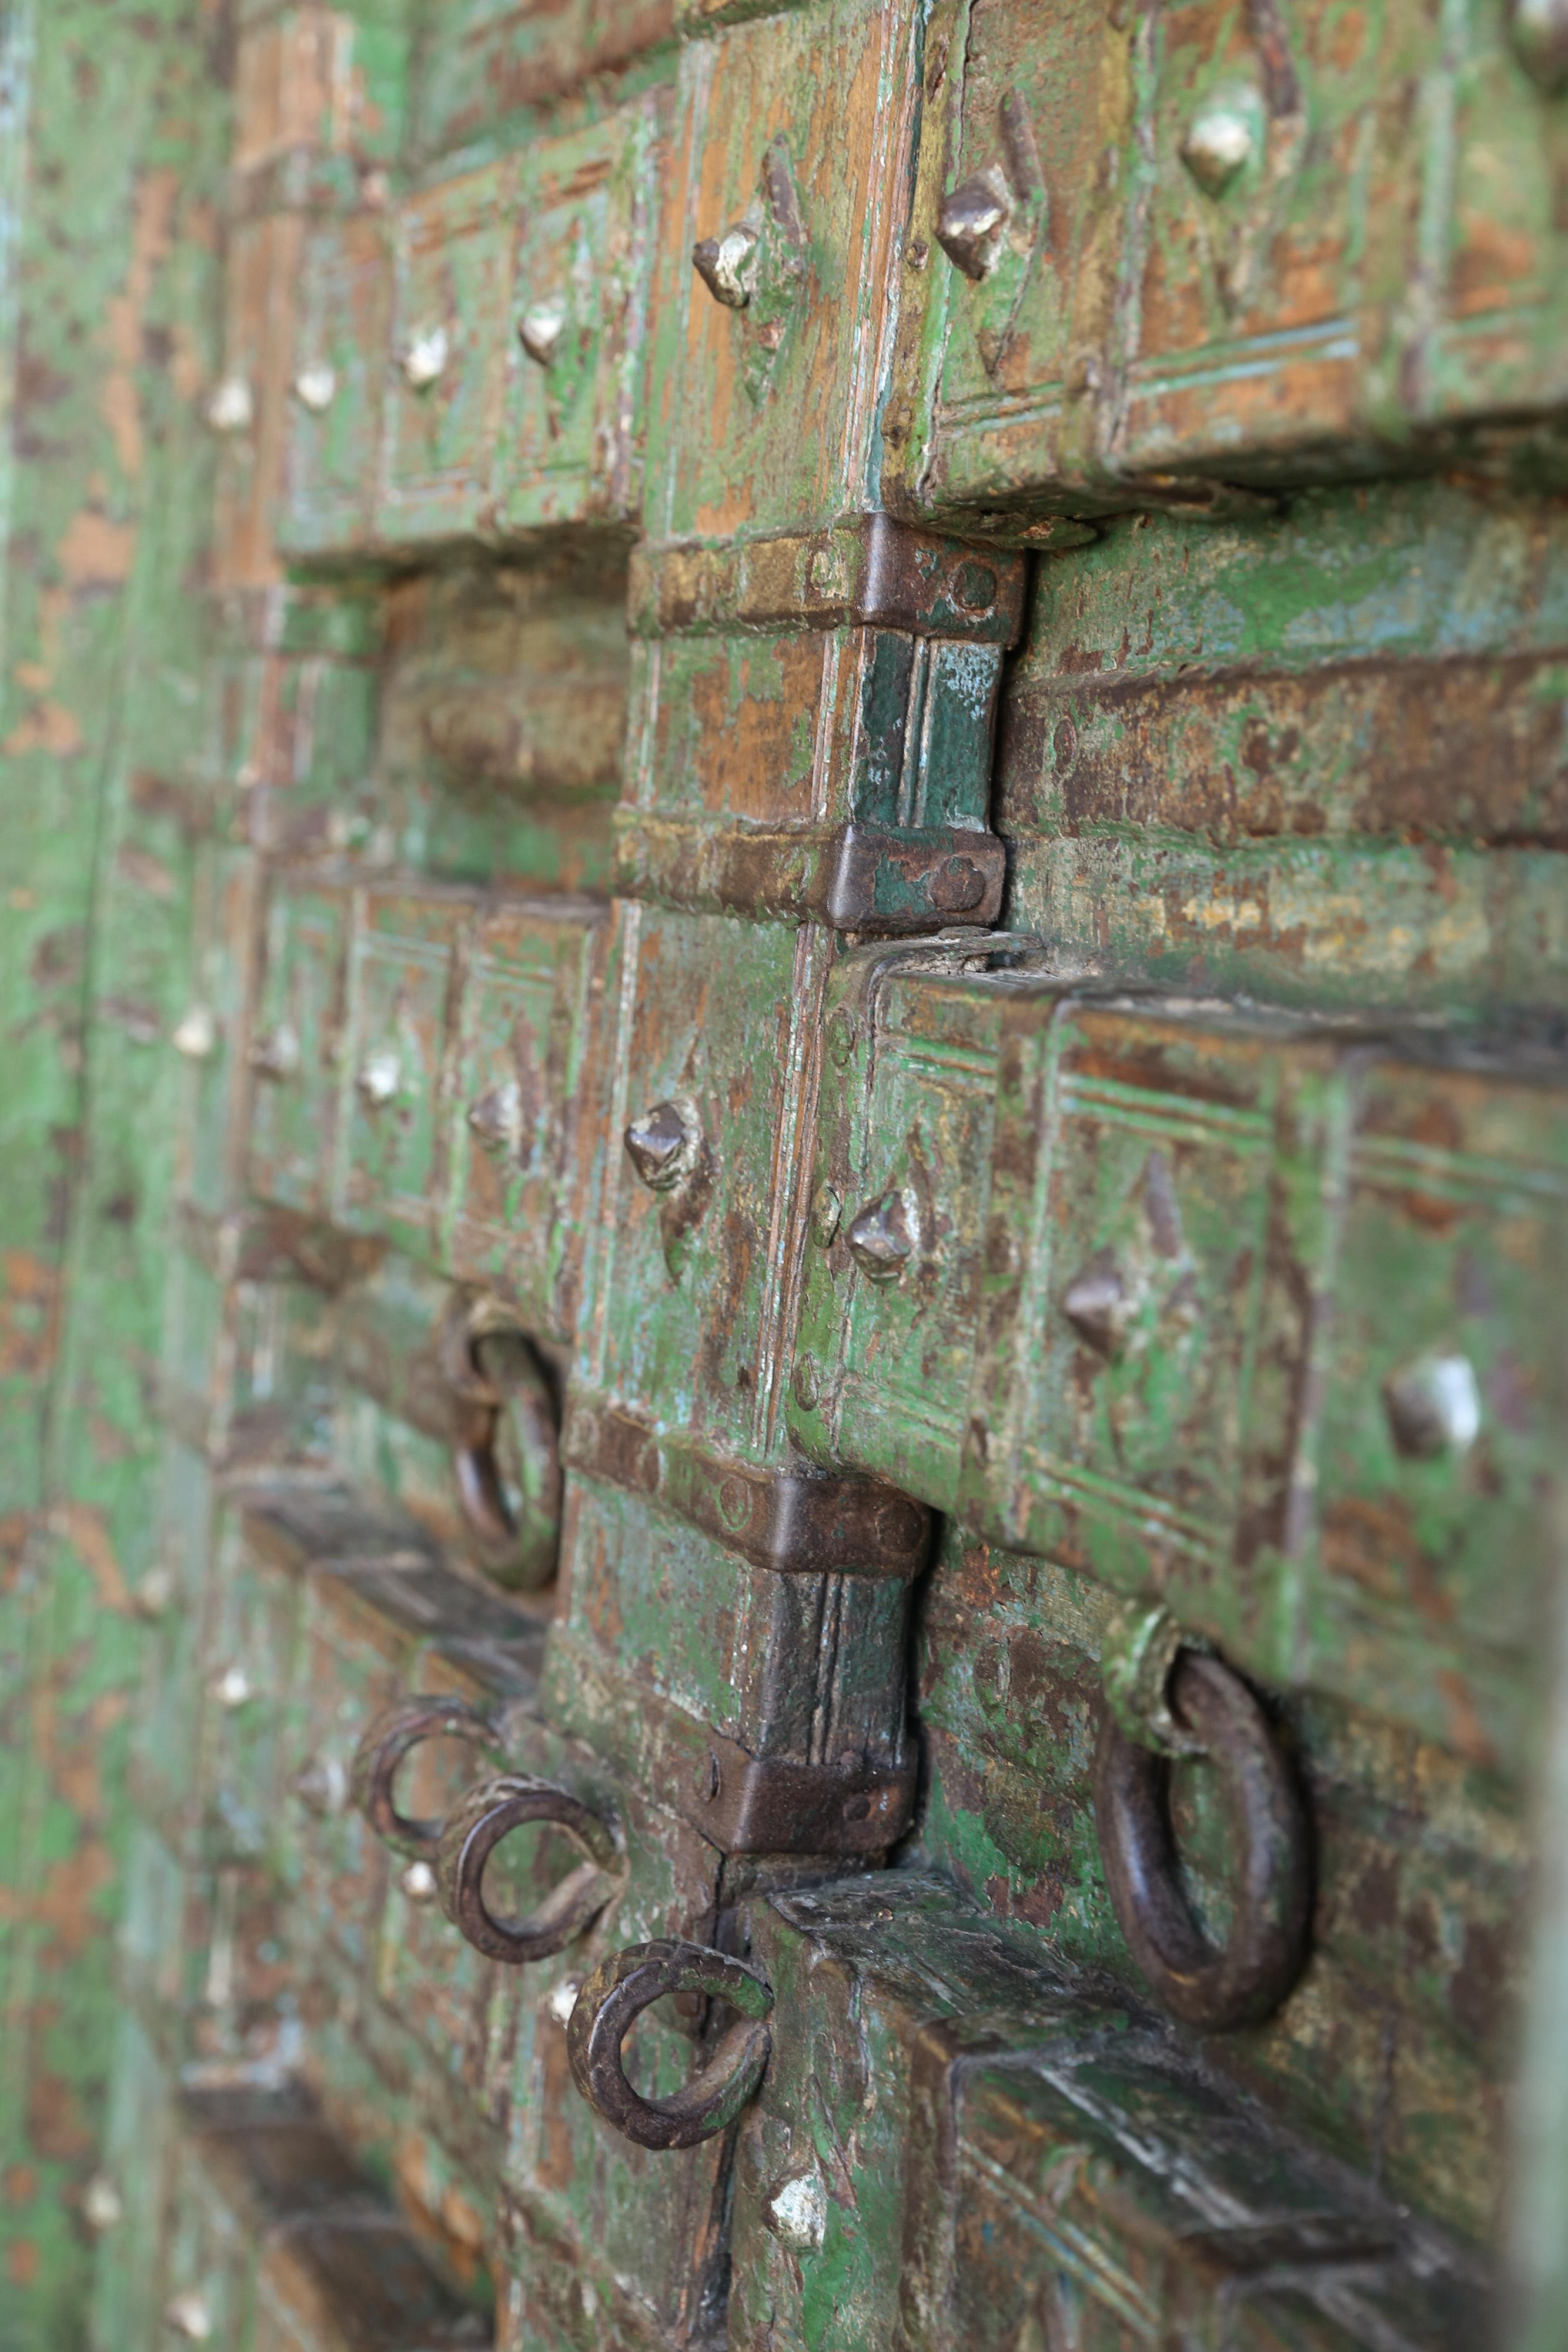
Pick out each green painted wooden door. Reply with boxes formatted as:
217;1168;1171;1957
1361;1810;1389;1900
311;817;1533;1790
6;0;1568;2345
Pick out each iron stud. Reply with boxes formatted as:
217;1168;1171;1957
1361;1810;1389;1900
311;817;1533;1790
692;224;759;308
205;374;253;434
518;298;567;365
132;1566;177;1619
402;325;449;389
1062;1251;1130;1354
356;1047;402;1108
293;361;337;413
765;2169;827;2252
1181;102;1257;195
82;2176;123;2233
172;1005;217;1061
546;1975;583;2023
624;1098;703;1192
290;1755;349;1818
810;1181;842;1247
1511;0;1568;87
935;166;1012;278
249;1023;300;1082
467;1080;524;1159
1383;1352;1481;1459
845;1190;917;1281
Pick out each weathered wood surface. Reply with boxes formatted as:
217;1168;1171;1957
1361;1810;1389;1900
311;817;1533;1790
3;1;1568;2347
0;4;229;2341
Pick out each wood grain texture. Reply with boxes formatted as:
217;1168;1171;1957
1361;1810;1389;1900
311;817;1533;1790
0;0;1562;2343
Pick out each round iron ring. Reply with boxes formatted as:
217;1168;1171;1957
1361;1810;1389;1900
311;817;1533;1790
452;1399;515;1547
450;1330;562;1591
1093;1649;1312;2032
436;1774;621;1964
350;1697;506;1860
567;1939;773;2150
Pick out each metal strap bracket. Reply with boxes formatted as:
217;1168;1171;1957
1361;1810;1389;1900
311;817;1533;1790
563;1396;931;1578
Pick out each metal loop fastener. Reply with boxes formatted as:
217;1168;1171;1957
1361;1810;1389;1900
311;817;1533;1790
436;1775;621;1965
567;1939;773;2150
1094;1650;1312;2032
452;1399;521;1546
1100;1597;1212;1758
449;1319;562;1591
350;1698;505;1859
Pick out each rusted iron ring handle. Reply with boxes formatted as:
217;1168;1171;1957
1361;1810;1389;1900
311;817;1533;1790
449;1324;562;1590
567;1940;773;2150
350;1698;505;1859
436;1775;621;1965
453;1399;517;1547
1094;1651;1312;2032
